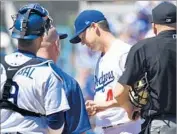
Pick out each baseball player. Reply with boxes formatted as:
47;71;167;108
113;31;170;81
0;3;70;134
37;27;91;134
69;10;142;134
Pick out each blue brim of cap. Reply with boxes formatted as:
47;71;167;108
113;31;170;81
69;35;81;44
70;25;89;44
58;33;68;39
12;32;68;40
11;33;39;39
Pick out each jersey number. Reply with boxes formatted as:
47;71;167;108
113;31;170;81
106;89;113;101
8;81;19;105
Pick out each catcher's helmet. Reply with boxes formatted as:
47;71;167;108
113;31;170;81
11;3;52;39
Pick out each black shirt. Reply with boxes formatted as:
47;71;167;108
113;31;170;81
118;30;176;115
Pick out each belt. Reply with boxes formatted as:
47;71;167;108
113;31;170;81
4;132;22;134
3;133;22;134
102;123;124;130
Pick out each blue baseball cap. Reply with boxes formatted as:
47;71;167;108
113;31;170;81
11;3;67;40
70;10;106;44
12;13;45;39
12;13;67;40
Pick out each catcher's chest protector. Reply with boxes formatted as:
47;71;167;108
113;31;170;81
0;55;49;117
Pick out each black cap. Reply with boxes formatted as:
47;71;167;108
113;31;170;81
151;2;176;24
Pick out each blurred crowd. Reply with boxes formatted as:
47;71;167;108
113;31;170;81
0;1;176;102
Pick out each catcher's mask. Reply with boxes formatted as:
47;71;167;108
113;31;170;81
10;3;53;39
129;72;151;109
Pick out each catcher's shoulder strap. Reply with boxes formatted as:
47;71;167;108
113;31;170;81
0;55;49;117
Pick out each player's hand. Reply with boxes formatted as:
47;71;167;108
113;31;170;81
131;109;141;121
85;100;97;116
121;99;141;120
92;101;110;112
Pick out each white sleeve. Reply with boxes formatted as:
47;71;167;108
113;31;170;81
0;64;7;99
118;52;129;76
44;73;70;115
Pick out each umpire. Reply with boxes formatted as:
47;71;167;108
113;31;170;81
118;2;176;134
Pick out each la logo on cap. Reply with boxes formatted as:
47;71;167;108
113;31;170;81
85;21;90;25
74;25;76;31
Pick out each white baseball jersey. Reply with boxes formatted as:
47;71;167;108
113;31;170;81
94;39;141;128
0;51;70;134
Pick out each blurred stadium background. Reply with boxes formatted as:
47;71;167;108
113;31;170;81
0;0;176;107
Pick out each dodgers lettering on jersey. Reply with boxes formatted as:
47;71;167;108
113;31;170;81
94;39;142;127
0;52;70;134
95;71;115;92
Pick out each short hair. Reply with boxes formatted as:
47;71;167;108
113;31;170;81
97;20;111;32
155;22;176;29
18;39;34;47
164;22;176;28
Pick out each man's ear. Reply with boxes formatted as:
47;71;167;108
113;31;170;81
53;41;59;52
90;22;98;30
152;23;157;35
40;41;51;48
90;22;100;36
43;27;58;42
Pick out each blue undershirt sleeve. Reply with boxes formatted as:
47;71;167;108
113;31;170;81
47;112;65;130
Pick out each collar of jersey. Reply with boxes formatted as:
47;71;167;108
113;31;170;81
16;49;36;58
100;39;116;58
158;30;176;37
